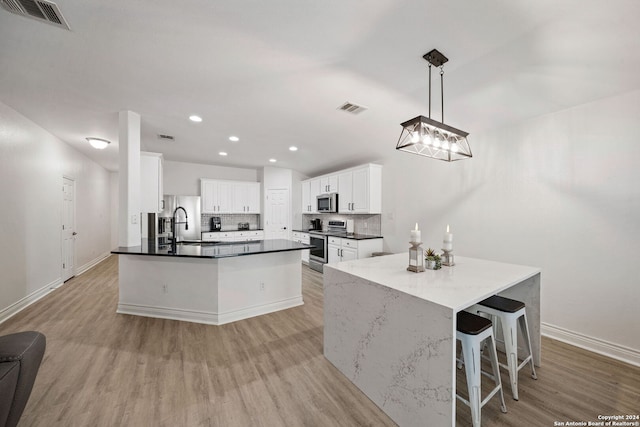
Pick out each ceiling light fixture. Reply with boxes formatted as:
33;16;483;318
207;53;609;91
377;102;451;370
289;146;298;151
396;49;472;162
86;137;110;150
189;115;203;123
229;136;239;142
219;151;227;156
269;158;277;163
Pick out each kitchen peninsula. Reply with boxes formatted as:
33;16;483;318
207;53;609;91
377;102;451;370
323;254;541;427
112;239;312;325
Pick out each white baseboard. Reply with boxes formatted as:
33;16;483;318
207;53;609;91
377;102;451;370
117;296;304;326
0;277;62;325
75;251;110;276
542;322;640;367
217;297;304;325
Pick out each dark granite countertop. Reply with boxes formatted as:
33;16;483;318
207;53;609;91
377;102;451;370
292;229;383;241
112;239;313;259
202;229;264;233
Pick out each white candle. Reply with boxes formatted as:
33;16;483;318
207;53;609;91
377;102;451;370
443;224;453;251
410;223;421;244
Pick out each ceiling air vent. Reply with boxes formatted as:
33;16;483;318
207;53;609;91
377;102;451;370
1;0;71;30
337;101;368;115
158;134;175;141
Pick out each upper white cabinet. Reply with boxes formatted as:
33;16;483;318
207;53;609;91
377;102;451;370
338;164;382;214
301;181;312;213
201;179;261;214
302;164;382;215
140;152;163;213
319;175;338;194
310;178;321;211
337;171;352;213
201;179;233;213
233;182;261;213
301;178;322;213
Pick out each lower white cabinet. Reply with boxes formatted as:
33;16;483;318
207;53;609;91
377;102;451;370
292;232;310;263
202;230;264;242
327;237;383;263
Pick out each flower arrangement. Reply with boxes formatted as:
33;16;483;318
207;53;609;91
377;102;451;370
425;248;442;270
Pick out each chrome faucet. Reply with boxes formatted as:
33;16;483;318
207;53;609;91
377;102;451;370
170;206;188;252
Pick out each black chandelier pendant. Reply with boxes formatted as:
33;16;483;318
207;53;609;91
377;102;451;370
396;49;472;162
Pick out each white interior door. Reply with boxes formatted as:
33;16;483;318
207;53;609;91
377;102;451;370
62;177;76;282
265;188;290;240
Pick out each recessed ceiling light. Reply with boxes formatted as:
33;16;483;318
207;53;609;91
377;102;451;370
269;158;277;163
189;115;203;123
219;151;228;156
86;137;110;150
229;136;239;142
289;146;298;151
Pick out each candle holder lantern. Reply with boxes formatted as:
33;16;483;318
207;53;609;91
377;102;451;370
441;249;455;266
407;242;425;272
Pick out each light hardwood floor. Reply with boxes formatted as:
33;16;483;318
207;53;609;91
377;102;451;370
1;255;638;426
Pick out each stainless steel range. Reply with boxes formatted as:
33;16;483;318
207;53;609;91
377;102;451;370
308;220;346;272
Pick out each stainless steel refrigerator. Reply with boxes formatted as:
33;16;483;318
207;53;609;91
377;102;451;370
160;195;201;241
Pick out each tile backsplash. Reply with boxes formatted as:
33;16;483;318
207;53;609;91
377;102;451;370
302;214;382;236
201;214;260;231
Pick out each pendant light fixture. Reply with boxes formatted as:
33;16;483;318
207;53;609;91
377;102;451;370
396;49;472;161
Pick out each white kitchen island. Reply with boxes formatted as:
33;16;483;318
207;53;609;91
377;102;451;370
323;254;541;427
112;239;312;325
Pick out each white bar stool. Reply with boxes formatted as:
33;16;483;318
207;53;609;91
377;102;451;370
470;295;537;401
456;310;507;427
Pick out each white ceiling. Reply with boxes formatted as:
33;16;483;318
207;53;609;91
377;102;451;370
1;0;639;175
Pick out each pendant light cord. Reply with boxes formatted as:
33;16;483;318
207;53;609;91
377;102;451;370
440;66;444;124
428;64;432;119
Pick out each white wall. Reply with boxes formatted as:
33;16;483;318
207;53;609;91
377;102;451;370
110;171;119;249
379;90;640;361
0;100;112;318
163;160;259;195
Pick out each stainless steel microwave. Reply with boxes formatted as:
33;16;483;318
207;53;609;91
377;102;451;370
317;193;338;213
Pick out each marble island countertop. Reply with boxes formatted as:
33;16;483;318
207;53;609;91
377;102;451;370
112;239;312;259
327;253;540;311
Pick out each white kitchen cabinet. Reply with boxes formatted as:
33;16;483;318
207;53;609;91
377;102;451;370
245;182;261;213
233;182;261;213
202;230;264;242
292;231;310;263
337;171;352;213
327;236;383;263
301;178;321;213
301;181;312;213
201;179;260;214
140;152;163;213
319;175;338;194
309;178;321;212
201;179;233;213
337;164;382;214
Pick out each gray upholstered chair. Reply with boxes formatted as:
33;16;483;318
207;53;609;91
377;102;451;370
0;331;46;427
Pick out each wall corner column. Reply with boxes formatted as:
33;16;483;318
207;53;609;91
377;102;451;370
118;110;141;247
